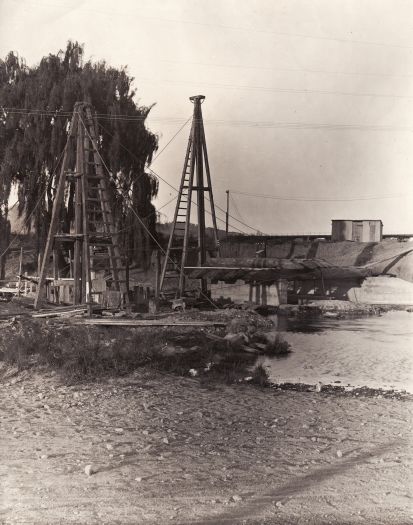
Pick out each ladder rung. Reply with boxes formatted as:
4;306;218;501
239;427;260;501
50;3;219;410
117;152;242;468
90;265;126;270
92;254;123;259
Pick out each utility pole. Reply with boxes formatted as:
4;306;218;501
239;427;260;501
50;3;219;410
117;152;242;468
159;95;220;298
225;190;229;235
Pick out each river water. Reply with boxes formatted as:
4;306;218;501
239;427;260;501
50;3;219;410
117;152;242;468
263;310;413;393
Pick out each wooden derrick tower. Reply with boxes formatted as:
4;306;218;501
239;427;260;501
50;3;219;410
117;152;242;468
159;95;220;298
34;102;128;309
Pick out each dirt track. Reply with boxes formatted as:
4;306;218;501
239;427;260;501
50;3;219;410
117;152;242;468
1;368;412;525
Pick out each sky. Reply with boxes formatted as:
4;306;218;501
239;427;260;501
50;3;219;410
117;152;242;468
1;0;413;235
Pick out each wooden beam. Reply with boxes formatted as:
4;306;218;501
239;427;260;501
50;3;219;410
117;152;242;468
78;319;226;327
73;131;83;304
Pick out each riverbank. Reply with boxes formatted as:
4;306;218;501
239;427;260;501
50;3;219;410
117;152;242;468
1;367;411;525
1;304;412;524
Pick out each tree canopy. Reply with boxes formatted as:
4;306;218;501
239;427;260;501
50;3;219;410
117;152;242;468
0;41;159;268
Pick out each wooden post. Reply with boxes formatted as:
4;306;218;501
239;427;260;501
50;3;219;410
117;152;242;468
249;282;253;303
255;283;261;305
125;257;130;297
69;249;73;278
149;250;161;314
154;249;161;300
52;248;59;304
225;190;229;236
52;248;58;280
80;121;92;303
73;173;82;304
261;283;267;306
17;247;23;296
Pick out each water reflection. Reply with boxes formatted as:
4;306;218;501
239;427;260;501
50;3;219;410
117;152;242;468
263;310;413;392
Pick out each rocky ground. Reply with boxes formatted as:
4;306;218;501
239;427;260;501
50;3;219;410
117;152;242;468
1;366;412;525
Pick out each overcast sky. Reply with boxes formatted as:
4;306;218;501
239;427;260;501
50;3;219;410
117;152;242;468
1;0;413;234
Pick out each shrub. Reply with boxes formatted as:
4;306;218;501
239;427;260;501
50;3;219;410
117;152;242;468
251;364;270;386
251;331;291;356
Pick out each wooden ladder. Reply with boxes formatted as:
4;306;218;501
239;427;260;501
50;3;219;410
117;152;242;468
159;132;195;296
81;106;129;301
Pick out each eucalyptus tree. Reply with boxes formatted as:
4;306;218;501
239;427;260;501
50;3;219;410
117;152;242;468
0;41;158;271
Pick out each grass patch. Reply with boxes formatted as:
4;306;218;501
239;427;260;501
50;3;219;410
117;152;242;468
0;320;282;387
0;321;165;382
0;320;260;385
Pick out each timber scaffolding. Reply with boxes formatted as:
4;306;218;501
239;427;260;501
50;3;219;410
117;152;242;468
34;102;129;310
159;95;220;299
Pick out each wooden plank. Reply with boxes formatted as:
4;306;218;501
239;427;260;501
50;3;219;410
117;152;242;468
78;319;226;327
32;308;87;318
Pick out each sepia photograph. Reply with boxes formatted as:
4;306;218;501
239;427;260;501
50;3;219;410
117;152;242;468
0;1;412;523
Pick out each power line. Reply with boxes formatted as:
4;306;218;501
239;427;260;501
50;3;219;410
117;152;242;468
138;77;413;100
97;119;253;234
230;190;411;203
1;107;184;123
146;165;250;235
160;59;413;80
209;195;260;233
4;108;413;132
229;193;246;224
13;0;413;50
152;116;191;162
